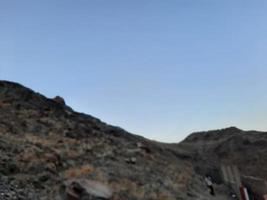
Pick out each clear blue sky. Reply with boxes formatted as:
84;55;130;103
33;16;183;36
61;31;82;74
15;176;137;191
1;0;267;142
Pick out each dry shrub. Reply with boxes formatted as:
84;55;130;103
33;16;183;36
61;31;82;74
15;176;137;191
44;152;59;164
19;148;38;162
25;134;56;147
0;100;10;108
111;179;146;199
64;165;94;178
157;191;176;200
174;165;193;190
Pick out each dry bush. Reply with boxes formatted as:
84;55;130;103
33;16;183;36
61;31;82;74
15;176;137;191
157;190;176;200
25;134;56;147
110;179;146;199
18;148;38;162
0;100;10;108
64;165;94;178
173;166;193;191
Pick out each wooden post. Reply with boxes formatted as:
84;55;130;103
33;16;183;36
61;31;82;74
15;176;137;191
221;165;229;183
233;165;241;187
227;165;235;184
221;165;243;199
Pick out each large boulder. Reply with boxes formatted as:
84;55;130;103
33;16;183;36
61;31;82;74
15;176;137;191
60;178;113;200
53;96;66;106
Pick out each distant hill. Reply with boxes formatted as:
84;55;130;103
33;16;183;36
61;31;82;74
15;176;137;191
180;127;267;199
0;80;266;200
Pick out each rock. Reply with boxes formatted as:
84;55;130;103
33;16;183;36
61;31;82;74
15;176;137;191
60;179;113;200
44;152;60;165
65;131;77;138
126;148;142;154
53;96;66;106
125;157;137;164
45;162;57;174
136;142;151;153
136;142;144;148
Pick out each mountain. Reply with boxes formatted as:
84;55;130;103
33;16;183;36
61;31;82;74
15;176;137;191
0;80;266;200
180;127;267;199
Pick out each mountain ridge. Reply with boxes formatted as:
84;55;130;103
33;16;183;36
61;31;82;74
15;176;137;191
0;80;266;200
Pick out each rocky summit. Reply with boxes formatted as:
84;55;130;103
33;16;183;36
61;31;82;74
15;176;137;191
0;80;266;200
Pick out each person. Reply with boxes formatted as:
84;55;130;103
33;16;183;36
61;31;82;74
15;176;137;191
205;176;215;196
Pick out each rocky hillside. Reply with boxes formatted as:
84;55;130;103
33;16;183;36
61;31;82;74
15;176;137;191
179;127;267;199
0;80;266;200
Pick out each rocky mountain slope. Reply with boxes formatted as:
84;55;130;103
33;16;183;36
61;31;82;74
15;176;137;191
0;80;266;200
180;127;267;199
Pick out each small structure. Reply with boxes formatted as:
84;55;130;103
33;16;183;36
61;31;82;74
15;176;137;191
221;165;267;200
221;165;247;200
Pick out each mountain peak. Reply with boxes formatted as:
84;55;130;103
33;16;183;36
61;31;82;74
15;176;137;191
183;126;243;143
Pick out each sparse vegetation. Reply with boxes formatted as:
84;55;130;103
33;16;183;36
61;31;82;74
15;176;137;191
1;81;267;199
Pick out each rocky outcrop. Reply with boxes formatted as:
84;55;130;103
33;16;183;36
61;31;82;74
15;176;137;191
53;96;66;106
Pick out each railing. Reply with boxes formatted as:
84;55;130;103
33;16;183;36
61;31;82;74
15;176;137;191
221;165;267;200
